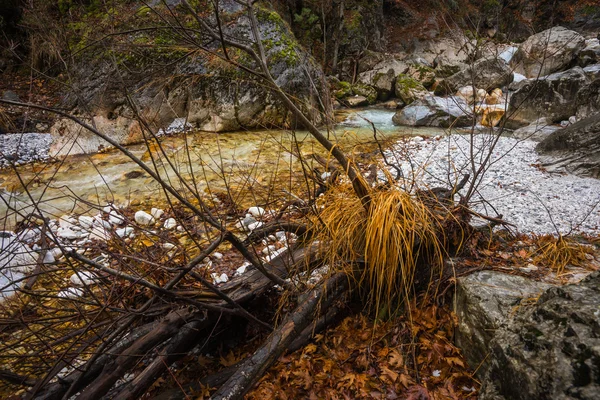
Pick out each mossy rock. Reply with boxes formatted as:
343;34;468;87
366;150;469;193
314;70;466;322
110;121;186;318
352;83;378;104
334;81;353;100
407;64;436;89
395;74;427;105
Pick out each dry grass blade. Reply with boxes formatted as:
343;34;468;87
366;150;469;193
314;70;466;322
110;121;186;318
314;183;444;320
531;235;593;275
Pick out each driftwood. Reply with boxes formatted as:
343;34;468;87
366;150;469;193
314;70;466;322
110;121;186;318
211;273;349;399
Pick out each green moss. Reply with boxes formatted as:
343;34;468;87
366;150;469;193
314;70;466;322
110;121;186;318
395;74;426;105
334;81;353;99
352;83;377;104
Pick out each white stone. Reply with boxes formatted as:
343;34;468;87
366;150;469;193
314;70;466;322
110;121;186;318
59;216;76;229
78;216;94;229
235;263;250;276
51;247;64;259
57;287;84;299
151;208;164;219
93;216;112;229
211;272;229;284
275;231;287;242
176;225;185;232
89;226;111;242
70;271;99;286
248;206;266;218
57;228;80;240
246;221;263;231
262;245;277;255
0;234;38;273
212;252;223;260
134;210;154;226
42;251;55;265
164;218;177;230
162;243;176;250
116;227;134;238
512;73;527;84
109;210;125;225
568;116;577;125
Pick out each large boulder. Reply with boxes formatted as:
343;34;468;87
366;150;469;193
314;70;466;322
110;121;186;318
49;3;329;156
506;67;590;127
455;271;552;379
394;74;428;105
536;112;600;178
480;272;600;400
357;58;409;87
575;78;600;120
392;95;472;128
372;69;396;101
510;118;560;142
511;26;586;78
434;57;514;96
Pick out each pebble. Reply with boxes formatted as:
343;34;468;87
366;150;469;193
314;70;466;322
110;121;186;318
151;208;164;219
70;271;99;286
57;228;80;240
57;287;84;299
134;210;154;226
211;272;229;284
212;252;223;260
78;216;94;229
246;221;263;231
248;206;266;218
235;263;250;276
109;210;125;225
164;218;177;230
42;251;56;265
162;243;176;250
262;245;277;255
116;227;134;238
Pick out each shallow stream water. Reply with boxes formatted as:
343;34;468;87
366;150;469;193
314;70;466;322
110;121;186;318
0;109;442;229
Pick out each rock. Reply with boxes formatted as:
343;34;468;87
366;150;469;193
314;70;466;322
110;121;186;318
357;58;409;87
0;233;38;273
2;90;20;102
481;107;505;128
89;225;111;242
392;95;472;128
247;206;266;218
57;228;81;240
161;243;176;250
507;67;589;127
78;215;94;229
394;74;428;105
42;251;56;265
455;86;487;104
575;78;600;120
262;245;277;255
372;69;396;101
57;287;84;299
405;63;436;89
212;252;223;260
235;262;251;276
351;84;378;105
163;218;177;230
435;57;514;95
511;26;586;78
211;273;229;284
480;272;600;400
134;210;154;226
70;271;99;286
345;95;368;108
583;64;600;81
116;226;134;238
485;88;503;105
536;112;600;178
150;208;164;219
454;271;552;385
109;210;125;225
498;46;518;64
48;5;329;156
93;216;112;230
511;118;560;141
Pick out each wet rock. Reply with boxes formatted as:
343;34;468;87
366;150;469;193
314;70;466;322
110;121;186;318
511;26;586;78
536;112;600;178
351;84;378;105
392;95;472;128
480;272;600;400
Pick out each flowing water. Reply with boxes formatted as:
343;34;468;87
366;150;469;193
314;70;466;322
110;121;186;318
0;109;444;229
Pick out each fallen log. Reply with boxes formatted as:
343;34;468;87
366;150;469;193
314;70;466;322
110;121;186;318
211;272;349;399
